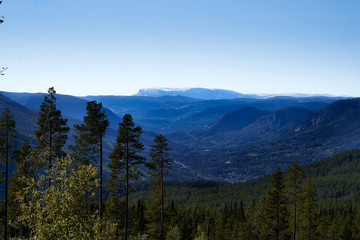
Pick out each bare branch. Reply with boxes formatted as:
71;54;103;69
0;67;8;76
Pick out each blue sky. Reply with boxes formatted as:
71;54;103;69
1;0;359;96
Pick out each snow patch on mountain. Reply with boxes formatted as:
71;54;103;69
136;88;257;100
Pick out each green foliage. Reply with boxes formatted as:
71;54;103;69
286;161;304;240
8;139;33;238
13;155;115;239
299;175;318;239
130;149;360;212
68;100;109;218
262;167;290;239
166;225;181;240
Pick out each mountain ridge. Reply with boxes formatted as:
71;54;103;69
135;88;345;100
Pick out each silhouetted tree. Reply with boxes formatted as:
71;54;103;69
108;114;145;240
35;87;69;187
0;108;16;240
263;167;290;240
146;134;172;240
69;101;109;218
8;139;32;239
286;161;304;240
300;175;318;240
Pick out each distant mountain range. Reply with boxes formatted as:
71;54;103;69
135;88;340;100
135;88;260;99
1;89;358;182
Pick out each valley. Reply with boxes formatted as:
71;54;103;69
0;89;358;182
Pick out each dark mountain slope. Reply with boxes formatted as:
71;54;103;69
167;106;310;151
207;107;269;133
167;98;360;182
0;91;122;128
293;98;360;134
0;93;38;138
229;106;311;144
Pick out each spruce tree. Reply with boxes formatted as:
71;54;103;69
300;175;318;240
69;101;109;218
8;139;32;239
286;161;304;240
0;108;16;240
146;134;172;240
245;198;263;239
108;114;145;240
263;167;290;240
35;87;69;187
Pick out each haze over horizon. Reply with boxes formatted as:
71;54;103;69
1;0;359;97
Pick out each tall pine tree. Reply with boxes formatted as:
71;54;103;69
108;114;145;240
286;161;304;240
8;139;32;239
69;101;109;218
35;87;69;187
263;167;290;240
0;108;16;240
146;134;172;240
300;175;318;240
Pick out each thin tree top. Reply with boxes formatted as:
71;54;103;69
82;101;109;138
0;108;17;159
148;134;172;172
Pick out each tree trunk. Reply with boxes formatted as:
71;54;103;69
125;136;129;240
49;124;52;188
4;124;9;240
99;135;103;220
160;151;164;240
294;203;296;240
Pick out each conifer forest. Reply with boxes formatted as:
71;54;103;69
1;87;360;240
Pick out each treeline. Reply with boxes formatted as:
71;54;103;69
131;149;360;210
1;87;360;240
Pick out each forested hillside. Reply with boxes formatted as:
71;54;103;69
1;88;360;239
131;149;360;210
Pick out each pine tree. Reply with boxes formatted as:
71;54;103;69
8;139;32;238
146;134;172;240
35;87;69;187
263;167;290;240
286;161;304;240
352;210;360;239
0;108;16;240
300;175;318;240
108;114;145;240
69;101;109;218
245;198;263;239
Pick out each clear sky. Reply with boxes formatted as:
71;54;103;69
1;0;359;96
